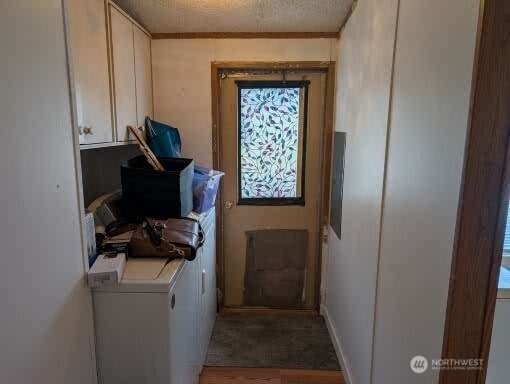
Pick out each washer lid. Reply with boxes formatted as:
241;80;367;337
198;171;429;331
93;258;185;293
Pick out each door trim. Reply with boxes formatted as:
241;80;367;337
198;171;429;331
440;0;510;383
222;308;319;317
211;61;336;311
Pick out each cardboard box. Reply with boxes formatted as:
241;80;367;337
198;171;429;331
88;253;126;288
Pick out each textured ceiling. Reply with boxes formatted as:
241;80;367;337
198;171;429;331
113;0;355;33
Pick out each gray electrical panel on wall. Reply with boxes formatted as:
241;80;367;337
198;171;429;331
330;132;346;239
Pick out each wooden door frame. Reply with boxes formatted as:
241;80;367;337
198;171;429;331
211;61;336;312
440;0;510;383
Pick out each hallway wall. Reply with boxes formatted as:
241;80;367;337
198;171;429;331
151;38;338;167
325;0;479;383
371;1;478;383
0;1;96;383
323;0;399;383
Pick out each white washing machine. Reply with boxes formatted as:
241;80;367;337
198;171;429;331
92;209;216;384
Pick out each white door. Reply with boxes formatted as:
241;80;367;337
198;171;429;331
68;0;113;144
109;5;137;142
220;72;327;309
134;26;153;127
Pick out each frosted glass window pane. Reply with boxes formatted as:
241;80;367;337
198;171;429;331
239;86;305;201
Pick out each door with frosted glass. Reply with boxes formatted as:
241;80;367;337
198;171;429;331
220;72;326;309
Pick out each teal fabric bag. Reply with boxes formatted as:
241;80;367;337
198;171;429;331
145;117;182;158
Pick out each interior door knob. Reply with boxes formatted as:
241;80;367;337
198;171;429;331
224;201;233;209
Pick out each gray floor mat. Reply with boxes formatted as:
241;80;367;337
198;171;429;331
205;315;340;370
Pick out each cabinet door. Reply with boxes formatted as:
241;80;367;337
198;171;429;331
68;0;113;144
134;26;153;127
168;262;200;384
109;5;137;142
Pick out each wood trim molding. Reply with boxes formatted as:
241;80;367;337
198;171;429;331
152;31;339;40
211;61;336;311
439;1;510;383
212;61;332;71
221;308;320;317
321;62;337;227
210;63;224;307
315;62;336;307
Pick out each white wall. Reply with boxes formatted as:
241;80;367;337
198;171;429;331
487;299;510;384
372;0;478;382
325;0;479;383
0;1;96;383
323;1;398;383
151;38;337;167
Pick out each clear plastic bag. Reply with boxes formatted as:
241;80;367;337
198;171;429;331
192;166;225;213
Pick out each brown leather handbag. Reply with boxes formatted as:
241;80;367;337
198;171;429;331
129;217;204;261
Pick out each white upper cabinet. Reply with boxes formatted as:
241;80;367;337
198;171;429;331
109;4;153;143
134;26;153;127
109;5;137;142
68;0;113;145
68;1;153;148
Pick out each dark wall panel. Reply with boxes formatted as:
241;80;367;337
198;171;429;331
80;145;140;207
244;229;307;308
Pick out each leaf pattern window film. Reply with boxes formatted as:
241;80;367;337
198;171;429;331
239;85;306;200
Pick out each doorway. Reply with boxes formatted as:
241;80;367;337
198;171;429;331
212;62;335;311
439;0;510;383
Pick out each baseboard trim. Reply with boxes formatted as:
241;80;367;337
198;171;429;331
322;304;354;384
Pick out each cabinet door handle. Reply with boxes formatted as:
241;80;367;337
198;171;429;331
170;293;176;309
83;126;93;135
202;270;206;295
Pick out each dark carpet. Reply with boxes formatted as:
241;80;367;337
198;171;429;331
205;315;340;370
